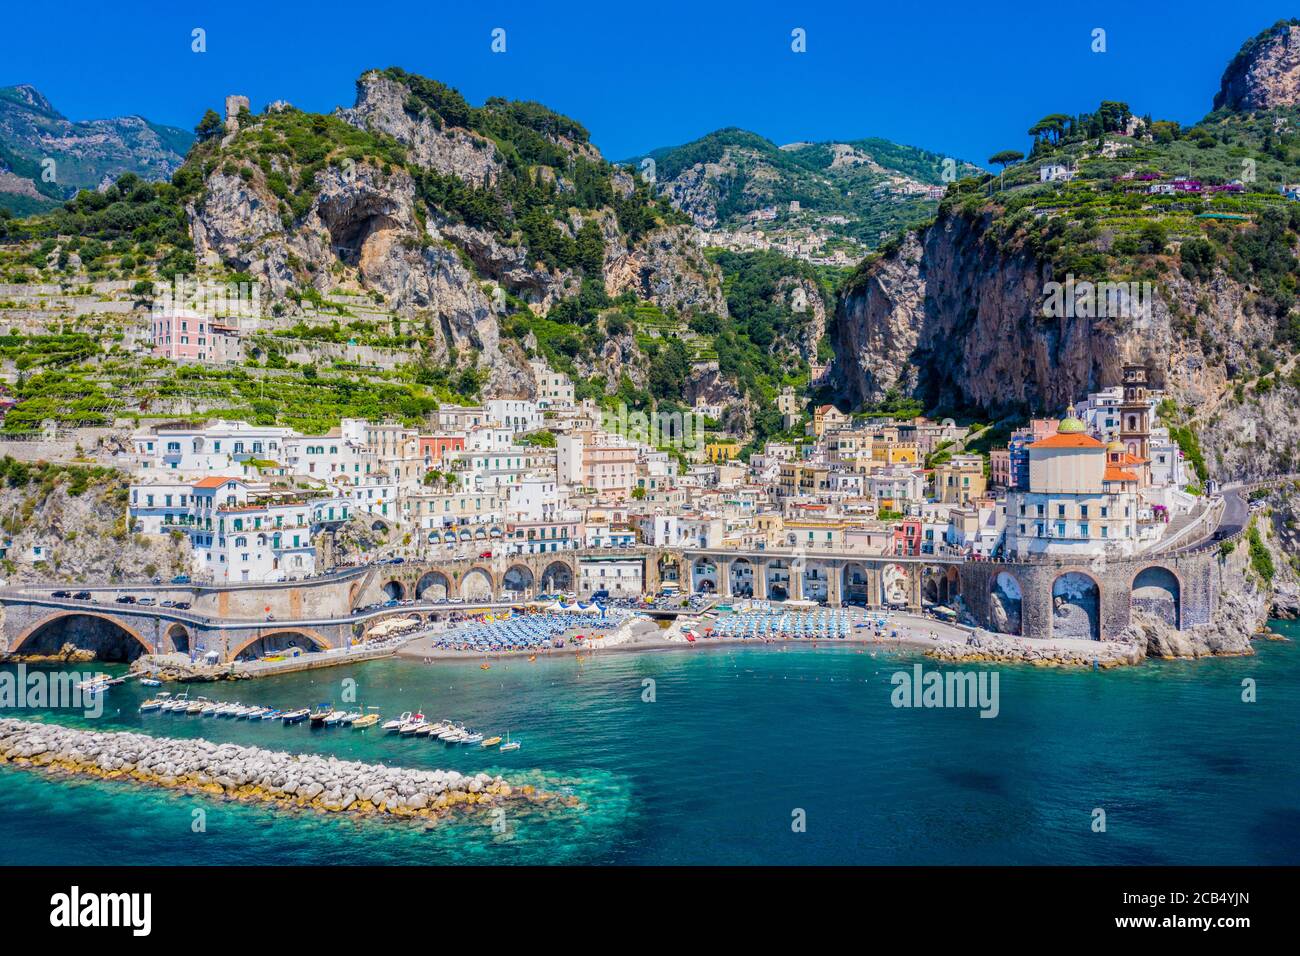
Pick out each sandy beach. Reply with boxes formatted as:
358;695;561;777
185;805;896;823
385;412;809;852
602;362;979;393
395;609;972;662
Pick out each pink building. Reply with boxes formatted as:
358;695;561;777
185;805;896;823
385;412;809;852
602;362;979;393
151;310;240;364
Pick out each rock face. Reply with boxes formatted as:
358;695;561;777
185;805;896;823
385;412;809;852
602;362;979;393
832;213;1154;415
0;470;189;585
339;73;502;187
1215;21;1300;111
831;206;1291;479
605;224;729;317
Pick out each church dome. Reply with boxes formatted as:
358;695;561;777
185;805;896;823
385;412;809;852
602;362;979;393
1107;440;1126;452
1057;416;1088;434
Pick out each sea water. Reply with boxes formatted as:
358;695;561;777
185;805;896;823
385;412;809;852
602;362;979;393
1;624;1296;865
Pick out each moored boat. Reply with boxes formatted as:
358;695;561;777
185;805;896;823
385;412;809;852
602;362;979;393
382;711;411;733
308;704;335;726
260;709;283;720
352;708;382;729
139;677;162;688
480;735;502;748
499;732;520;752
460;732;484;745
139;693;172;713
282;708;310;724
398;711;428;735
187;698;210;715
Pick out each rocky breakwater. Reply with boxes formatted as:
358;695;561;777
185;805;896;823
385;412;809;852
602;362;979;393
0;718;572;820
926;630;1145;668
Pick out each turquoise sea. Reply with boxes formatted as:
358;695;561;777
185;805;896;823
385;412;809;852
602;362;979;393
1;624;1298;865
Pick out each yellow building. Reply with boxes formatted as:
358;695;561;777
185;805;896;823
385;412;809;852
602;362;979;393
872;442;919;466
811;405;849;437
706;441;742;463
934;454;987;504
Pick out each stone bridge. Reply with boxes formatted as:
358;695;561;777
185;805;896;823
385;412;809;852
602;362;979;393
957;548;1220;641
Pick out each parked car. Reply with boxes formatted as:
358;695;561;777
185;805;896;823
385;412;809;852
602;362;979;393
171;574;190;585
72;591;92;601
161;600;176;608
52;590;70;598
115;595;136;605
174;602;191;611
137;597;156;607
151;576;162;585
479;551;493;559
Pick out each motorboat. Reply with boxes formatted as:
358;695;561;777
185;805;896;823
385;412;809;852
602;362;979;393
412;723;435;736
139;693;172;713
308;704;335;726
322;710;350;726
260;709;283;720
398;711;428;735
480;736;503;748
436;724;464;741
281;708;310;725
460;732;484;745
382;711;411;733
139;677;162;688
338;711;362;725
352;708;382;729
162;693;189;712
187;698;211;715
77;674;118;695
499;732;520;752
243;706;267;719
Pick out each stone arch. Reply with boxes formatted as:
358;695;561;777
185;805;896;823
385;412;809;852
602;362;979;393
165;622;191;655
460;566;494;602
1051;571;1101;641
9;611;153;663
540;560;574;594
381;579;406;601
230;627;331;662
415;570;451;601
765;560;791;602
921;565;951;606
1131;565;1181;629
501;565;534;599
729;557;754;598
881;564;909;607
989;571;1023;636
691;557;718;594
842;562;869;606
802;562;829;603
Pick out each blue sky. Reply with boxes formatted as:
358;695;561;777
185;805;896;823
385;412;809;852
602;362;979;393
3;1;1295;166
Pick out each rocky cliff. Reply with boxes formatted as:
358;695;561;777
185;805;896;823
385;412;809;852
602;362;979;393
185;70;726;398
1215;20;1300;112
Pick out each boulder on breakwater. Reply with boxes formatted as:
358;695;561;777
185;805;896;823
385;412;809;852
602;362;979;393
130;653;245;683
0;718;568;820
925;630;1144;668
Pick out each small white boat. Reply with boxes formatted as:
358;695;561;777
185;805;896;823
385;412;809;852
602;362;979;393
243;706;267;719
187;698;211;715
139;693;172;713
139;677;162;688
499;732;520;752
460;732;484;745
436;724;464;741
162;694;189;712
398;711;428;735
383;711;412;733
261;709;283;720
322;710;349;726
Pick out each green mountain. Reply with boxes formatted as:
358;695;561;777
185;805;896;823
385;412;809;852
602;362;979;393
624;127;981;255
0;84;193;216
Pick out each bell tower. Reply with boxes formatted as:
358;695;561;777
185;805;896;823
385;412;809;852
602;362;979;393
1119;364;1150;465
